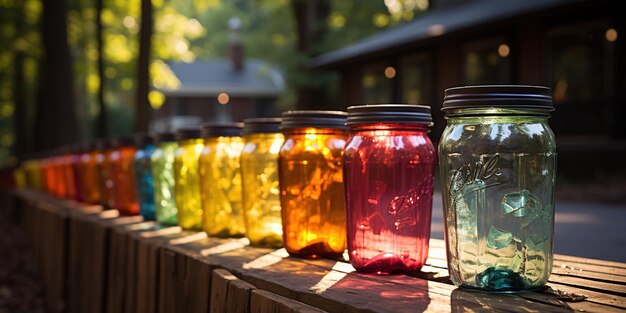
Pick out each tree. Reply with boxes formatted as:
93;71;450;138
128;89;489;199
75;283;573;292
36;0;80;150
135;0;153;132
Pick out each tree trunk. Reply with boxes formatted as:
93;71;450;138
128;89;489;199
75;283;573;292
13;1;28;159
135;0;153;132
96;0;107;138
36;0;79;150
290;0;331;109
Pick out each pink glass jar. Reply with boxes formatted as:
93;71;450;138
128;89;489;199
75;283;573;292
343;104;436;273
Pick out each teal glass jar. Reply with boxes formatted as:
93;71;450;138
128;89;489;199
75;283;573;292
439;85;556;292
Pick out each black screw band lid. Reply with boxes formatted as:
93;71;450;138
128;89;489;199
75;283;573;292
154;132;176;143
201;122;244;138
134;133;155;147
94;138;110;150
242;117;282;135
176;128;202;141
280;110;348;130
443;85;553;111
112;136;134;148
346;104;433;126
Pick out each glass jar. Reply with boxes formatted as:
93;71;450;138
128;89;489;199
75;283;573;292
95;139;115;208
77;142;102;204
240;118;284;247
134;133;156;220
151;133;179;226
174;129;204;230
110;136;139;215
23;159;43;191
62;147;78;200
199;122;245;237
439;85;556;292
70;145;84;202
343;105;436;273
278;111;348;259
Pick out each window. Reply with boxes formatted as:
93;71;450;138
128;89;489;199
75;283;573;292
548;22;615;136
463;37;512;85
362;62;393;103
400;54;432;105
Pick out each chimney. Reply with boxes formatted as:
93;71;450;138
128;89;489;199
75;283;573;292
228;17;244;72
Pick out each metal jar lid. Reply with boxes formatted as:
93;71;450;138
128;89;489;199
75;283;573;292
346;104;433;126
443;85;554;111
154;132;176;144
280;110;348;130
111;136;135;148
94;138;110;151
134;132;154;147
242;117;282;135
201;122;244;138
175;128;202;141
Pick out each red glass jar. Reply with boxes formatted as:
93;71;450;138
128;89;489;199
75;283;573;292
343;104;435;273
109;136;139;215
62;147;78;200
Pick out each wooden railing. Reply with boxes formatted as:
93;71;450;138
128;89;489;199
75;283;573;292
5;189;626;313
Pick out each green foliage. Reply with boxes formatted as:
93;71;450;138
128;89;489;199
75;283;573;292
0;0;429;165
0;0;41;165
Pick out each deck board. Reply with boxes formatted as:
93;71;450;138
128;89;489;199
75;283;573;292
6;188;626;313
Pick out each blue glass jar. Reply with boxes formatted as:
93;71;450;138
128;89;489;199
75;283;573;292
134;133;156;220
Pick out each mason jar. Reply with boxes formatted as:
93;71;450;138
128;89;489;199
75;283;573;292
77;141;101;204
95;138;114;208
278;111;348;259
133;133;156;220
439;85;556;292
199;122;245;237
174;129;204;230
110;136;139;215
343;104;435;273
151;133;179;226
240;118;285;248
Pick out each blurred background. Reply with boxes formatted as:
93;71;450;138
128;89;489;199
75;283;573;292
0;0;624;203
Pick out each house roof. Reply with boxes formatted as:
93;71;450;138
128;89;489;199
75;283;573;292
160;59;285;97
310;0;584;68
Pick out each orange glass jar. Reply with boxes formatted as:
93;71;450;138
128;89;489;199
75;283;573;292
77;142;102;204
62;146;78;200
96;139;115;208
278;111;348;259
109;136;139;215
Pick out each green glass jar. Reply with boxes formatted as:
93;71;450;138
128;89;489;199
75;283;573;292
151;133;179;226
439;85;556;292
174;129;204;230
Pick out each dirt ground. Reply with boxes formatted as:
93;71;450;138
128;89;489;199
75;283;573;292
0;208;45;313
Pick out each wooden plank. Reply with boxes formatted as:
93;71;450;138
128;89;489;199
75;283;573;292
211;269;237;313
227;278;256;313
250;289;328;313
134;229;202;313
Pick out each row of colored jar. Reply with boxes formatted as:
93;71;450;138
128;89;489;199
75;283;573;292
20;85;557;293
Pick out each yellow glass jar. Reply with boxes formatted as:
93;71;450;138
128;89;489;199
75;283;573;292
278;111;348;259
240;118;285;248
199;123;245;237
174;129;204;230
23;159;43;190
